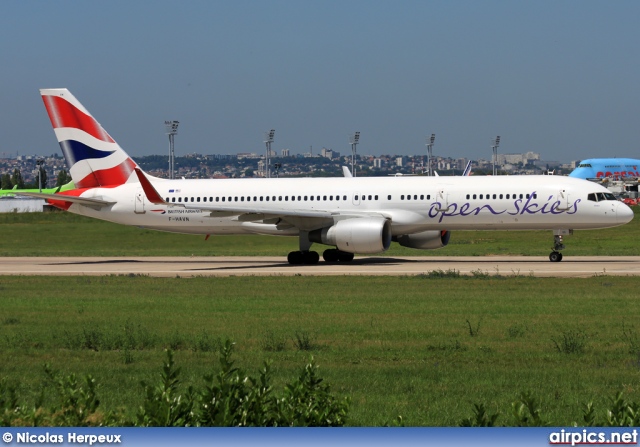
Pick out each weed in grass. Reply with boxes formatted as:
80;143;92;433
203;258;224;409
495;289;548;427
507;323;527;338
426;340;467;352
419;269;460;278
293;330;316;351
193;331;221;352
261;330;287;352
465;318;482;337
621;323;640;356
123;347;134;365
470;269;490;279
511;391;548;426
459;403;500;427
168;330;187;351
2;317;19;325
552;330;588;354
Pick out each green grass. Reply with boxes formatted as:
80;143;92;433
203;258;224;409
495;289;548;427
1;275;640;426
1;207;639;257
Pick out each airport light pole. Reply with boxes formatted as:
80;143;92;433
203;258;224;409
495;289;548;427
491;135;501;176
349;131;360;177
36;157;44;192
264;129;275;178
165;120;179;179
426;134;435;176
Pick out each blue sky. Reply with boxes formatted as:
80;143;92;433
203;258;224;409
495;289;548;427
1;1;639;162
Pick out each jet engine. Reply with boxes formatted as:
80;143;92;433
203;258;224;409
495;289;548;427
309;217;391;254
393;230;450;250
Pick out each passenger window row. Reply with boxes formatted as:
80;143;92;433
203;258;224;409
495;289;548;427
465;193;537;200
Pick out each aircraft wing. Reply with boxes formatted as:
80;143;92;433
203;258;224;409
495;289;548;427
19;192;115;209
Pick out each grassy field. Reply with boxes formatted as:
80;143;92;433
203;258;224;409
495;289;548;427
1;275;640;426
0;207;639;257
0;210;639;426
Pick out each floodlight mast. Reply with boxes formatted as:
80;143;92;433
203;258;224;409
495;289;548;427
349;131;360;177
426;133;435;176
36;157;44;192
263;129;275;178
165;120;179;179
491;135;501;176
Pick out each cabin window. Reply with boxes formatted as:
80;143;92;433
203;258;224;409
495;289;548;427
355;195;359;201
317;195;321;201
310;196;314;201
401;195;405;200
266;196;269;201
466;194;470;200
298;196;302;201
240;197;244;202
388;195;392;200
479;194;483;199
375;195;378;200
323;195;327;201
216;197;219;202
278;196;282;201
343;195;347;200
336;195;340;201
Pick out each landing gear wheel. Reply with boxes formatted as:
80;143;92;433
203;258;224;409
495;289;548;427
337;251;354;262
288;250;320;265
287;251;304;265
323;249;340;263
549;251;563;262
303;251;320;265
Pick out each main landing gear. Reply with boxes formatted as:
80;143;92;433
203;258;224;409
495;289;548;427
286;249;355;265
549;232;567;262
287;231;355;265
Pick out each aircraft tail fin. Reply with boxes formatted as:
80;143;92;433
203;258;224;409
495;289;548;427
40;89;138;189
462;161;472;176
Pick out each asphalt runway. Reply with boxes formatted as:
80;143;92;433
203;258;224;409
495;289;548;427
0;256;639;277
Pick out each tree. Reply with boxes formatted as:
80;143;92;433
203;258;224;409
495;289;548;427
11;169;24;189
56;170;72;187
1;173;12;189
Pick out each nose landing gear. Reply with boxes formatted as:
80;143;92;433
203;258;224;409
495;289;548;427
549;230;571;262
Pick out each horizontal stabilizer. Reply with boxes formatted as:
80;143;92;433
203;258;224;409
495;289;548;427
20;192;115;208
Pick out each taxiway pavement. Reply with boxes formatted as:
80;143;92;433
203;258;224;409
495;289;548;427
0;256;638;277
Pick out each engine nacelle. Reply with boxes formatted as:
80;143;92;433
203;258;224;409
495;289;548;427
309;218;391;254
393;230;450;250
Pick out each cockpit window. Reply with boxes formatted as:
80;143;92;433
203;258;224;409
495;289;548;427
588;192;618;202
579;163;592;168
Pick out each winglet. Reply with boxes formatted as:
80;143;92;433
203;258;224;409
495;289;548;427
342;166;353;178
134;168;166;204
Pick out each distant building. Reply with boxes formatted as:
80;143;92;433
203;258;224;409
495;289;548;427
281;149;290;157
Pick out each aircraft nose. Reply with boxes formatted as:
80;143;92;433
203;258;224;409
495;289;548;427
617;201;635;224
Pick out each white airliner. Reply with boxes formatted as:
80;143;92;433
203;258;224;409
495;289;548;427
29;88;633;264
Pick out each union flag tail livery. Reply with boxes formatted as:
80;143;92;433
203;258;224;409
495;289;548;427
40;89;138;189
30;88;633;264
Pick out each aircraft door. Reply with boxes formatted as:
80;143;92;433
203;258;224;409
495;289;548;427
557;189;570;211
352;192;361;206
435;187;451;212
135;189;146;214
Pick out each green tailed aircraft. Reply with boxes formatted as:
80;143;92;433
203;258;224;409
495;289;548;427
0;181;75;198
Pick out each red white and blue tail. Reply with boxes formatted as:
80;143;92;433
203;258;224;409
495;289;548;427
40;88;138;189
